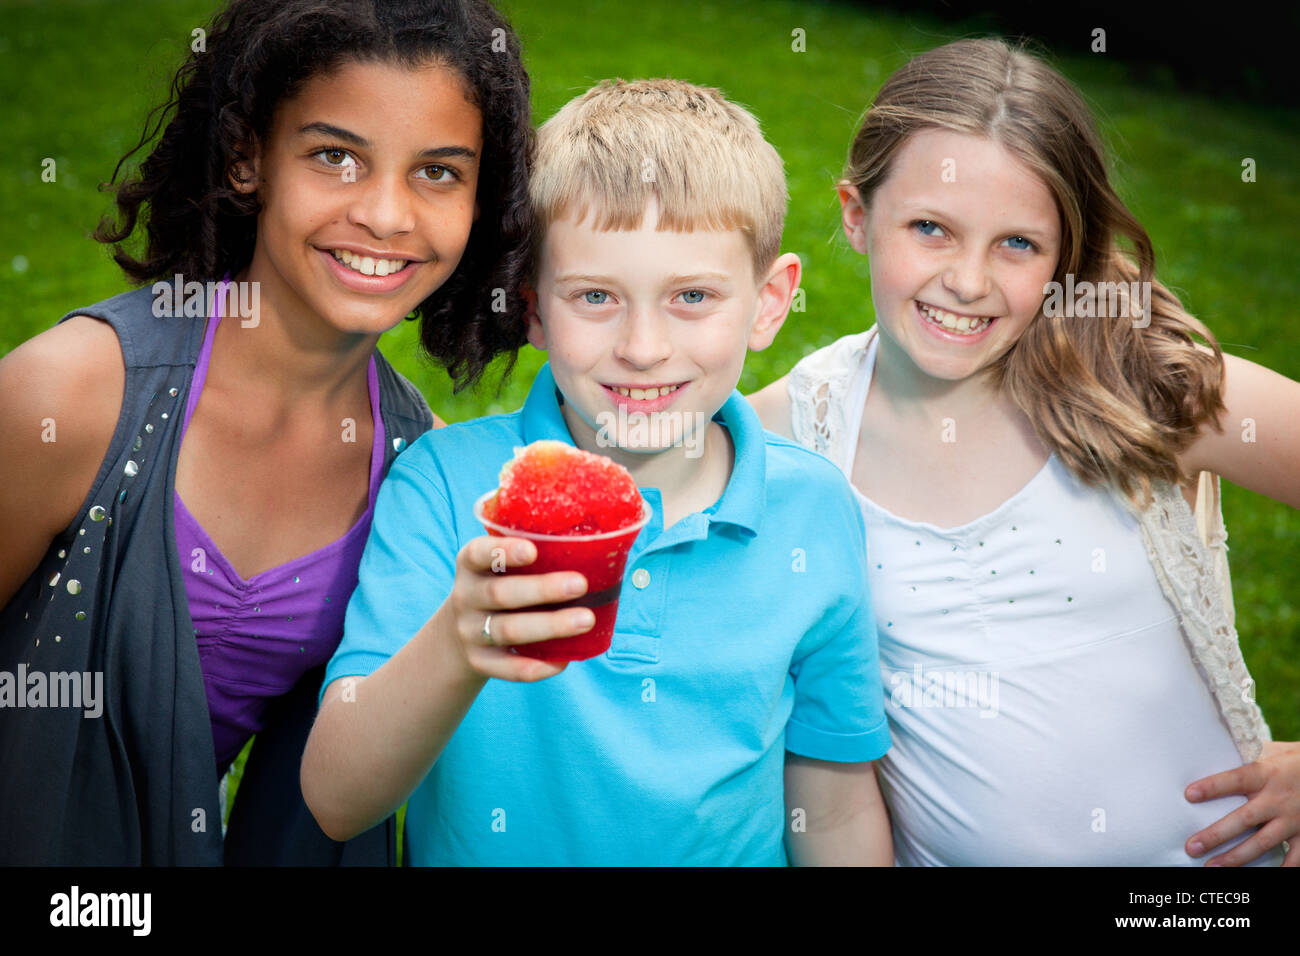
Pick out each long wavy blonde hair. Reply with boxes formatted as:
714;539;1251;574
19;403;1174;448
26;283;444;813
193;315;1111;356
844;37;1225;502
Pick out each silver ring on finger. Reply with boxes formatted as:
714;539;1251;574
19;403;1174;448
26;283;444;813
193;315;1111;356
481;613;496;646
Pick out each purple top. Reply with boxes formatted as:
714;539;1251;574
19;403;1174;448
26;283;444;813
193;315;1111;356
175;284;385;772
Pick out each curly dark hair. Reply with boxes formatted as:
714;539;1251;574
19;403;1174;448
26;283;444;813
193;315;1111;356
95;0;532;390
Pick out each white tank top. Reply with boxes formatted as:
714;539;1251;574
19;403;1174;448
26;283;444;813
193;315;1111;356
844;335;1280;865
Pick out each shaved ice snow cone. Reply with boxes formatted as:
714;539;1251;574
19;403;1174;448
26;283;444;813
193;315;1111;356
474;441;651;661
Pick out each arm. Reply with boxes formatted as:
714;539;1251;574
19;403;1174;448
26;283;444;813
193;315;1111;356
784;754;892;865
1179;352;1300;509
746;374;794;439
782;473;892;864
300;535;595;841
1178;352;1300;864
0;316;123;608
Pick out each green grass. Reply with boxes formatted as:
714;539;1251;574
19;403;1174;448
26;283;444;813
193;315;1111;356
3;0;1296;772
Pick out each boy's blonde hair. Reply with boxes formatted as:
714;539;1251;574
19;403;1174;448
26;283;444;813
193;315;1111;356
530;78;787;278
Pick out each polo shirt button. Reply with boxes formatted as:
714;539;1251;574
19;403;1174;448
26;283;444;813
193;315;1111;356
631;568;650;589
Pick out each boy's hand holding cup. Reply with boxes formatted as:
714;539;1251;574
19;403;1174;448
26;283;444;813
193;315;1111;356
446;441;650;682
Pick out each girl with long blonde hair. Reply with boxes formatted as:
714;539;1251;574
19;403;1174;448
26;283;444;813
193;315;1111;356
752;37;1300;865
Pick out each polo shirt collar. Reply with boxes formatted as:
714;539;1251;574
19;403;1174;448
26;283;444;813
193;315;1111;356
521;362;580;444
522;363;766;537
703;390;765;536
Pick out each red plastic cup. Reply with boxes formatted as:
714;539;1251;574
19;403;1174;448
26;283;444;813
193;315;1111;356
473;491;653;661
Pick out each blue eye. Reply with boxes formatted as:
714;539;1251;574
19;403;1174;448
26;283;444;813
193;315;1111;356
1003;235;1035;251
583;290;608;305
680;290;706;304
913;220;944;237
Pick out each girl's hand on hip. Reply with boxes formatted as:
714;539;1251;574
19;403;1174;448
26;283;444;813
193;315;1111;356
1184;740;1300;866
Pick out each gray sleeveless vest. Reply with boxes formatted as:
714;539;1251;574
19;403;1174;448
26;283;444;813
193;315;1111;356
0;284;434;864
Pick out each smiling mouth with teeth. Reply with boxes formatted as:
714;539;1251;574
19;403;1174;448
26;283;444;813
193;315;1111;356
331;248;411;277
918;301;994;335
608;383;683;401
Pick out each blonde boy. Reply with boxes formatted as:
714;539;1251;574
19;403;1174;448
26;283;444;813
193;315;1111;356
302;80;892;865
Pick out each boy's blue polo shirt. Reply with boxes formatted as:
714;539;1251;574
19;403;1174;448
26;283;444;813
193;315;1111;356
324;363;889;865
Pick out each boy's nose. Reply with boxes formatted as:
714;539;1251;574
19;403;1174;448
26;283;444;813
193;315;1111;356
346;171;417;239
614;306;672;369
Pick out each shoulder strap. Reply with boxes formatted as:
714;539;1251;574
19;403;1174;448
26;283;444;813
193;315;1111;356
1131;477;1269;762
1194;470;1237;627
372;347;434;474
59;283;207;371
787;328;875;472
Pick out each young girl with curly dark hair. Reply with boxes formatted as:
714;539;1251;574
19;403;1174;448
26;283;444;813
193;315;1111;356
0;0;533;865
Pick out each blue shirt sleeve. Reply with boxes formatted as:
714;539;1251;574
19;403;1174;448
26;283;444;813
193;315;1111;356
784;486;891;762
321;451;460;706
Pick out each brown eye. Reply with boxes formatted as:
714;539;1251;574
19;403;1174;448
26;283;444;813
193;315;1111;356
419;164;457;183
316;148;356;170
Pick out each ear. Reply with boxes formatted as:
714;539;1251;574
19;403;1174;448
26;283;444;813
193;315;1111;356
522;284;546;351
229;141;262;194
747;252;802;353
837;182;869;255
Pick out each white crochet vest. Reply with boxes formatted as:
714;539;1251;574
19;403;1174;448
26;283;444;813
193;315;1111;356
787;327;1272;762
